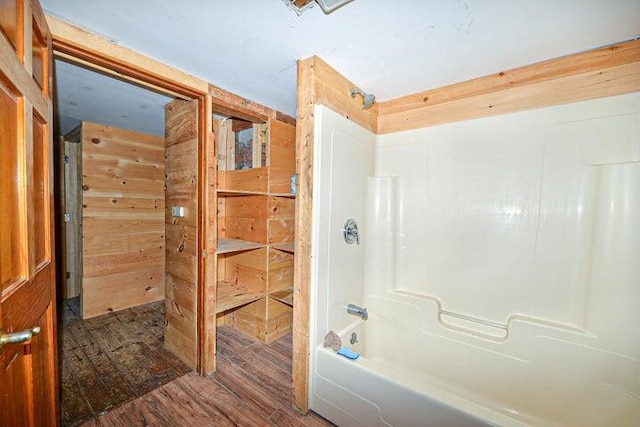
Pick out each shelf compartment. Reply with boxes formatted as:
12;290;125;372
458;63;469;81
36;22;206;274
219;194;268;244
218;168;268;193
217;238;265;254
215;117;268;193
216;248;267;314
234;297;292;343
268;248;294;293
270;289;293;307
268;119;296;194
268;196;295;245
265;298;293;342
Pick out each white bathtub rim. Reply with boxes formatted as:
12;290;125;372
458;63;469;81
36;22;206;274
315;345;543;427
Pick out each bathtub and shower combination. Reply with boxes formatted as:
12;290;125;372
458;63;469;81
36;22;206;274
308;94;640;426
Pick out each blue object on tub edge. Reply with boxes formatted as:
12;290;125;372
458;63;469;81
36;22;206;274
337;347;360;360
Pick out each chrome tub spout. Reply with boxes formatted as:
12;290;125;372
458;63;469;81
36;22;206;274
347;304;368;320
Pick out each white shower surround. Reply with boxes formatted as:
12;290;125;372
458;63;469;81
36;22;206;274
309;94;640;426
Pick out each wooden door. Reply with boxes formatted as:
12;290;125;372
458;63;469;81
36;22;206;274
0;0;57;426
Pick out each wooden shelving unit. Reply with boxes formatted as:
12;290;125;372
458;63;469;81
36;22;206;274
214;116;296;343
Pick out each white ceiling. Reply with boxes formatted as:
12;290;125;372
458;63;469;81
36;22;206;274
55;59;173;136
44;0;640;134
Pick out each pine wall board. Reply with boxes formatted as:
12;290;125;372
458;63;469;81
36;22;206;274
80;122;165;318
164;99;199;369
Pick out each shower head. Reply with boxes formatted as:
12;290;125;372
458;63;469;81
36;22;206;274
350;87;376;110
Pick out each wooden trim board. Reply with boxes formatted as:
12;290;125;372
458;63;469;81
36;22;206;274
293;56;377;412
47;15;208;98
312;56;378;133
376;39;640;133
292;57;314;413
209;84;296;125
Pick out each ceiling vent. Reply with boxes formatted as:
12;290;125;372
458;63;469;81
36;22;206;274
283;0;356;15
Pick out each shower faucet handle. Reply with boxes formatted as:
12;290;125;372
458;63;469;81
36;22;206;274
347;227;360;245
343;218;360;245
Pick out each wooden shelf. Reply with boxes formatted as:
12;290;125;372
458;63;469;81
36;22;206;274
270;193;295;198
269;289;293;307
271;242;294;253
217;238;265;254
217;191;294;198
217;189;267;196
216;282;264;314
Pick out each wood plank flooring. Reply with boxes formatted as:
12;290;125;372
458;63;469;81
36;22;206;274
60;298;192;426
82;325;334;426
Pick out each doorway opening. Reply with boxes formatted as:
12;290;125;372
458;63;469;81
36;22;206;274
52;56;194;426
48;17;322;426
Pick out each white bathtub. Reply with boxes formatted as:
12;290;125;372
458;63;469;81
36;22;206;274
311;290;640;426
312;315;502;427
309;101;640;427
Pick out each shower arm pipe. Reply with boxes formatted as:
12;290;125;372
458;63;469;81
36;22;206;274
349;87;376;110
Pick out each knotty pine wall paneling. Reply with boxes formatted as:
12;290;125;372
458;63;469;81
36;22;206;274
80;122;165;318
164;99;199;369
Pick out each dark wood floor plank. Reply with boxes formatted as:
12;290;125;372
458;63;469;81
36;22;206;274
175;376;250;427
99;310;178;397
269;336;293;359
60;357;94;427
269;405;337;427
177;373;270;427
227;346;293;404
66;318;133;408
115;304;192;377
212;354;281;418
84;406;143;427
136;391;192;426
101;320;156;382
215;326;258;358
76;312;334;427
255;341;293;374
268;407;304;427
160;379;237;427
60;298;191;427
64;328;117;416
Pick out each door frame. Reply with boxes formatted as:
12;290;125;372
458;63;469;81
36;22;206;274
48;15;212;372
48;13;297;377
